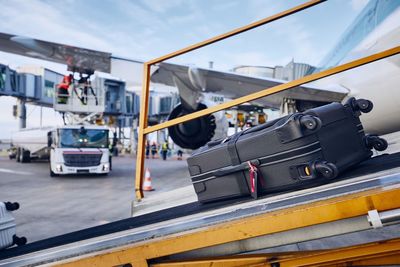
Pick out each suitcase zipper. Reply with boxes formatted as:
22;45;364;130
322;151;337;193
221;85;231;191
258;147;322;167
256;141;320;163
192;141;321;184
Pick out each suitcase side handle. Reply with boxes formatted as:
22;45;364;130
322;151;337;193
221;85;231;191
191;159;260;181
213;160;260;177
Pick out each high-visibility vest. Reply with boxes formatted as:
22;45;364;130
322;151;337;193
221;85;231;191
58;75;72;90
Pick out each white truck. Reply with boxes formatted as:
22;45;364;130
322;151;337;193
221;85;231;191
11;125;111;176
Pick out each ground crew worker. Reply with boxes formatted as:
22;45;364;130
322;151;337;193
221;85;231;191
108;142;113;171
161;140;169;161
57;74;73;104
177;149;183;160
151;142;158;159
77;73;98;106
145;140;150;159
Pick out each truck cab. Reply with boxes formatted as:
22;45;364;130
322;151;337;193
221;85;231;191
49;125;110;176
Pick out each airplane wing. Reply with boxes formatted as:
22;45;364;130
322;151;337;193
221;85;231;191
151;62;349;110
0;32;111;73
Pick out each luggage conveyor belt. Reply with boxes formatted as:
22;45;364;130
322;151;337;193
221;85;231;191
1;152;400;266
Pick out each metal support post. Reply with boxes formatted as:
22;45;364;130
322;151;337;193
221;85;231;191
134;64;151;201
18;98;26;129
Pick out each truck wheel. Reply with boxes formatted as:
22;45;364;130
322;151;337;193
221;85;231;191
16;148;21;162
20;149;30;163
50;167;58;177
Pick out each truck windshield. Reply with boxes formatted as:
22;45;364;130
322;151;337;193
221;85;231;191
59;129;109;148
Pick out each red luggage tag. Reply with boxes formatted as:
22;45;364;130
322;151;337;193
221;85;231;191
248;161;259;199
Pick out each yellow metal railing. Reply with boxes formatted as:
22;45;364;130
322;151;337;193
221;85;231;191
58;186;400;266
134;0;400;200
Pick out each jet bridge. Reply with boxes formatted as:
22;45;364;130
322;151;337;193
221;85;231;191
0;64;132;116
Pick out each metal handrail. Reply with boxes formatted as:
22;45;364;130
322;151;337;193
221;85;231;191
134;0;397;200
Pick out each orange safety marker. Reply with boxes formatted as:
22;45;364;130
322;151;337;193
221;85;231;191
143;168;154;191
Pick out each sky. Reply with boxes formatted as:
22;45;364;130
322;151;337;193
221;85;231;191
0;0;369;139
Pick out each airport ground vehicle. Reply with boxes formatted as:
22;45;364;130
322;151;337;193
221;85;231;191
1;1;400;266
10;125;111;176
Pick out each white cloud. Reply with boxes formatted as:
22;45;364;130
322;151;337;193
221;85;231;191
0;0;114;52
140;0;186;14
246;0;285;20
270;16;321;65
229;51;279;68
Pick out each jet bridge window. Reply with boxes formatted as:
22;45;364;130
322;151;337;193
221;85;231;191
0;66;6;90
159;97;172;114
126;95;132;114
9;71;17;92
44;80;55;98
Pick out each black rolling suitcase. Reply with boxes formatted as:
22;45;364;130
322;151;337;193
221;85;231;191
187;98;388;203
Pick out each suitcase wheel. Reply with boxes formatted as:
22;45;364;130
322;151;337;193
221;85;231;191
355;99;373;113
12;235;27;246
347;97;373;114
4;202;20;211
314;161;338;179
365;135;388;151
299;115;321;131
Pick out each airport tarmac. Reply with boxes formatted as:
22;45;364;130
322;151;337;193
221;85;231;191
0;154;191;242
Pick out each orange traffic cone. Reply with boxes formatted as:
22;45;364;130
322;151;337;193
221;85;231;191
143;168;154;191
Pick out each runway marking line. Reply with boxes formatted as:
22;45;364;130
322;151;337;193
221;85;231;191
0;168;32;176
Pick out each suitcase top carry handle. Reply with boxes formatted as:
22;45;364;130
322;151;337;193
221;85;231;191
213;159;261;177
